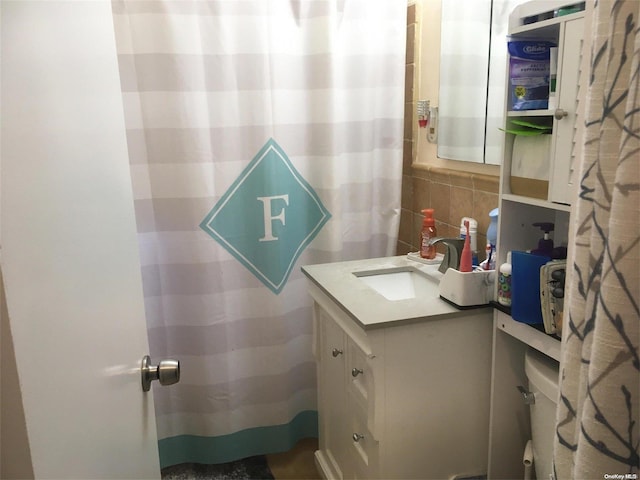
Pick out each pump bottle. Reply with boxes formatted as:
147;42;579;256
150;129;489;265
532;222;554;257
420;208;437;259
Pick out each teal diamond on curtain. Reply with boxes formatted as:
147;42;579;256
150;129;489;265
200;138;331;294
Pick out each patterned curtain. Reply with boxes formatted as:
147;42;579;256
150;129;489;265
553;0;640;478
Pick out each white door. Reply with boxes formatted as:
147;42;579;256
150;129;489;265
1;1;161;478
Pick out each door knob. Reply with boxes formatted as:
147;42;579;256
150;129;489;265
141;355;180;392
352;367;363;377
554;108;569;120
332;348;343;357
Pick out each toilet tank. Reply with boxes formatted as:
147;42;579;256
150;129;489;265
525;348;560;480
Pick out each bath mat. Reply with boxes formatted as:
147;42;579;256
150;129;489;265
161;455;275;480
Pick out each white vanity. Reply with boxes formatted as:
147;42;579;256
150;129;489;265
302;256;493;480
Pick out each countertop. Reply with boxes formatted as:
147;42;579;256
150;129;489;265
301;255;491;330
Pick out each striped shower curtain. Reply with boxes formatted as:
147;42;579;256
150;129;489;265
111;0;405;467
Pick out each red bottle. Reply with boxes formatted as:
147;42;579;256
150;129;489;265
419;208;437;259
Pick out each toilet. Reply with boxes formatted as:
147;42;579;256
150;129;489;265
524;347;560;480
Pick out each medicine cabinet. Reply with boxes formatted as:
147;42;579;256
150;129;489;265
438;0;530;165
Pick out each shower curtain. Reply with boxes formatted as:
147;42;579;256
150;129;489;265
111;0;405;468
553;0;639;477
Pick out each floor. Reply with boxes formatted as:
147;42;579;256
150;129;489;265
266;438;321;480
161;438;321;480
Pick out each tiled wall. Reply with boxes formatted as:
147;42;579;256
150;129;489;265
398;165;499;256
398;3;500;258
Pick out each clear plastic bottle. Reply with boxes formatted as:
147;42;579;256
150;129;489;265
483;243;492;270
419;208;437;259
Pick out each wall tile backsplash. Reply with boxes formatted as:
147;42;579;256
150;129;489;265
397;165;499;257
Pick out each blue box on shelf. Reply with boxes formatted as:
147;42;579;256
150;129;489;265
511;251;551;324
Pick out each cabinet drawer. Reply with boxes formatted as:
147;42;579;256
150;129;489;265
349;409;379;479
347;339;372;406
347;336;383;440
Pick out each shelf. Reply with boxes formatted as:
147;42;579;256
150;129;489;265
495;310;561;361
507;109;554;117
501;193;572;212
510;10;584;36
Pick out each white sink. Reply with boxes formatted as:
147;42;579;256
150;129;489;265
353;266;440;301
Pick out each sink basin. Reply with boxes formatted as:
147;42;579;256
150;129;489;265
353;266;439;301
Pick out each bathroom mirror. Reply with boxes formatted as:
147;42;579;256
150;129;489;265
438;0;529;165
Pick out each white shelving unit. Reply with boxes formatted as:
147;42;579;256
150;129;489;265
501;194;572;213
487;2;590;478
495;311;561;362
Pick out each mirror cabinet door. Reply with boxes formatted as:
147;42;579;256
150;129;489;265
437;0;530;165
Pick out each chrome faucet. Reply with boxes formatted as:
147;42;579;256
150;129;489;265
427;237;465;273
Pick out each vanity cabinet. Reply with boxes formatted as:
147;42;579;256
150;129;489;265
315;304;380;479
306;278;493;480
487;3;590;478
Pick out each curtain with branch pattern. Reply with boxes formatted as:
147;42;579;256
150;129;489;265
553;0;640;478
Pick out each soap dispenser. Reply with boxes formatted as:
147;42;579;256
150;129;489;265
420;209;437;259
532;222;554;257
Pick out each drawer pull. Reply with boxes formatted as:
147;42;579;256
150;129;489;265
352;433;364;442
351;367;363;377
332;348;343;357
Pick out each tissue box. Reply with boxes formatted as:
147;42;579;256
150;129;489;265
510;135;551;200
